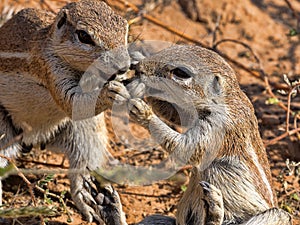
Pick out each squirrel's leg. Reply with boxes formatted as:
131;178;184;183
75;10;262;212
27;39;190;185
199;181;224;225
240;208;292;225
0;105;21;167
199;180;292;225
0;106;22;205
199;181;292;225
47;114;126;224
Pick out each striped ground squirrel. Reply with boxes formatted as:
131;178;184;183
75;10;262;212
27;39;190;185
98;45;292;225
0;0;130;223
129;45;292;225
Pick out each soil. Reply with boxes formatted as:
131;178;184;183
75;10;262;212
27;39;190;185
0;0;300;224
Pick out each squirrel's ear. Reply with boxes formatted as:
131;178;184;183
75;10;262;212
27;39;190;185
56;10;68;30
212;74;222;95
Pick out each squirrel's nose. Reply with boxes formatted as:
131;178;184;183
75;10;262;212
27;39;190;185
118;65;129;74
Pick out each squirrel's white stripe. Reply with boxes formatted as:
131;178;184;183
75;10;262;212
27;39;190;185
248;143;274;206
0;52;30;58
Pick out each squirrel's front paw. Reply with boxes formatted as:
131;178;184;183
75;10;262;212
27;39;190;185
70;173;127;224
126;79;146;98
128;98;154;127
200;181;224;225
101;80;130;108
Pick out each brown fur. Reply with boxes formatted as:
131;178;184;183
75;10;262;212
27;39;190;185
127;45;292;225
0;1;129;223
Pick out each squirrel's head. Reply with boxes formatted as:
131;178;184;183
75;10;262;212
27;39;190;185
50;0;130;73
135;45;252;126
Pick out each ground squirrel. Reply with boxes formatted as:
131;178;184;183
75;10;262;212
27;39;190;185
130;45;292;225
0;0;130;223
98;45;292;225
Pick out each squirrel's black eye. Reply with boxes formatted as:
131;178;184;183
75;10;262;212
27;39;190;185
76;30;95;46
170;67;192;79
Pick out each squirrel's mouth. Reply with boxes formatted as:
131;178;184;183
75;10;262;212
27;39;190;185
146;96;183;126
145;84;197;128
146;95;198;128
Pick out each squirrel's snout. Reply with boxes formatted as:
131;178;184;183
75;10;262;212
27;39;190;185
116;65;130;75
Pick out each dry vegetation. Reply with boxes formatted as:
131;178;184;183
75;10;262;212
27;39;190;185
0;0;300;224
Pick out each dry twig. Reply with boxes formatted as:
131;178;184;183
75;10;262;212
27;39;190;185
0;154;72;221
